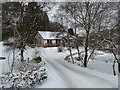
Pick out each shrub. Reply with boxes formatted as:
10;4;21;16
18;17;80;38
57;46;63;52
75;56;83;61
33;56;42;63
1;68;47;88
1;60;47;88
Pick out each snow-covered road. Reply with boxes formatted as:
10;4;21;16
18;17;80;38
36;48;118;88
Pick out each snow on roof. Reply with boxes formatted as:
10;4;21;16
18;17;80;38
38;31;60;39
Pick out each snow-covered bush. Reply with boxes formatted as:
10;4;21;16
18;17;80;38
64;53;84;62
1;60;47;88
33;56;42;63
74;56;83;61
57;46;64;52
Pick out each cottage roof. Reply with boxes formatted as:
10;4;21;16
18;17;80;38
38;31;60;39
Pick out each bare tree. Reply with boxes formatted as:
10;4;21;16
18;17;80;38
98;2;119;75
59;2;109;67
14;2;51;62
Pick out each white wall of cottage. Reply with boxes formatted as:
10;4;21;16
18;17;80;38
44;40;47;45
43;40;56;44
52;40;56;44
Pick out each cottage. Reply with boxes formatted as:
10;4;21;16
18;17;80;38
34;31;63;47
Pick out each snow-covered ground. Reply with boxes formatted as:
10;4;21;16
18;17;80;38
0;42;47;88
0;42;118;88
88;52;118;75
36;47;118;88
0;42;6;78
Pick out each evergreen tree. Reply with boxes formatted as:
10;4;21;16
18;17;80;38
2;2;21;40
2;2;49;41
2;2;50;62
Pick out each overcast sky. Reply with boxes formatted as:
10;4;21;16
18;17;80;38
47;4;59;22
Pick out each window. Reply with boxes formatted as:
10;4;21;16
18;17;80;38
47;40;49;44
47;40;52;44
56;39;61;44
50;40;52;44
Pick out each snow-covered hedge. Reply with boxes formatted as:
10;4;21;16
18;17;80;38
1;60;47;88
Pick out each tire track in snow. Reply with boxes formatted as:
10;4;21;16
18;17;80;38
37;60;67;88
41;49;83;87
41;49;88;87
42;56;75;88
41;50;74;87
42;55;104;88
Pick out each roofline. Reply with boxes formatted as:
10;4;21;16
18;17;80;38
38;31;61;32
37;31;61;39
43;38;61;40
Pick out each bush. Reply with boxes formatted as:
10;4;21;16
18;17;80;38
1;60;47;88
1;68;47;88
57;46;64;52
33;56;42;63
75;56;83;61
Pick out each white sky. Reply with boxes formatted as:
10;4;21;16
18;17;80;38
47;4;59;22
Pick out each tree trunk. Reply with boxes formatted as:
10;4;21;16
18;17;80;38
69;47;74;64
84;33;89;67
87;48;96;64
21;49;24;62
11;50;15;73
68;34;74;64
76;46;81;59
84;46;88;67
113;61;116;76
76;45;84;65
118;62;120;73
